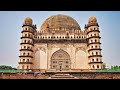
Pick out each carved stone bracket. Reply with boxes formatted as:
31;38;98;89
35;47;46;53
75;47;86;53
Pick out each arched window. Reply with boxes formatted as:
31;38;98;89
25;28;27;30
97;65;99;69
92;59;94;62
25;34;27;37
28;34;30;37
71;36;72;38
79;36;81;38
91;46;93;48
27;59;29;62
96;58;98;62
27;66;29;69
94;34;96;36
27;46;30;49
28;40;30;43
91;40;93;43
95;45;97;48
24;40;26;43
91;34;92;36
93;65;95;69
95;39;97;42
96;52;98;55
23;59;25;62
92;52;94;55
23;52;25;55
24;46;26;49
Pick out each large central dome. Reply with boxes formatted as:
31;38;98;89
40;14;81;31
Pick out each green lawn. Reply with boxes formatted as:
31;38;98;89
96;69;120;72
0;69;24;73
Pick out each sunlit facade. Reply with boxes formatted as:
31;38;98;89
18;14;103;72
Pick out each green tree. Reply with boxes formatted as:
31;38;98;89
119;66;120;70
111;66;114;70
114;66;116;70
0;65;17;70
102;63;106;70
116;65;118;70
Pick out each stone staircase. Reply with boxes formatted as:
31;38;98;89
48;73;78;79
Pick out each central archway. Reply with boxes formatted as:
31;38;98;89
51;49;70;71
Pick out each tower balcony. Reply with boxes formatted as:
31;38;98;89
89;61;103;64
21;30;34;34
87;42;101;46
19;55;33;58
88;55;102;58
88;48;102;52
86;23;99;28
20;42;34;46
87;30;100;34
21;36;33;40
19;49;33;52
22;23;33;27
18;62;33;64
87;36;101;39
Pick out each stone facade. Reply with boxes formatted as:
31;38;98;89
19;14;103;72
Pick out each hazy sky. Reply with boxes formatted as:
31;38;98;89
0;11;120;68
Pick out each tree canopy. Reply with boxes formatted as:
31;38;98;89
0;65;17;70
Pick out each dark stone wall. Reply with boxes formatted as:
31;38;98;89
0;72;120;79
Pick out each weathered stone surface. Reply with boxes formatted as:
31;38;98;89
0;72;120;79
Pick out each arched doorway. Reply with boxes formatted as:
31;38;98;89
51;49;70;71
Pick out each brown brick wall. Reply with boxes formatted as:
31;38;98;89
0;72;120;79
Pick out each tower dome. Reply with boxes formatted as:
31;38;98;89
24;17;33;24
40;14;81;31
88;16;97;23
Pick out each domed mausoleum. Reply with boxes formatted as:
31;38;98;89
19;14;103;72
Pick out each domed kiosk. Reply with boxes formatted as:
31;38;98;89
24;17;33;24
88;16;97;23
